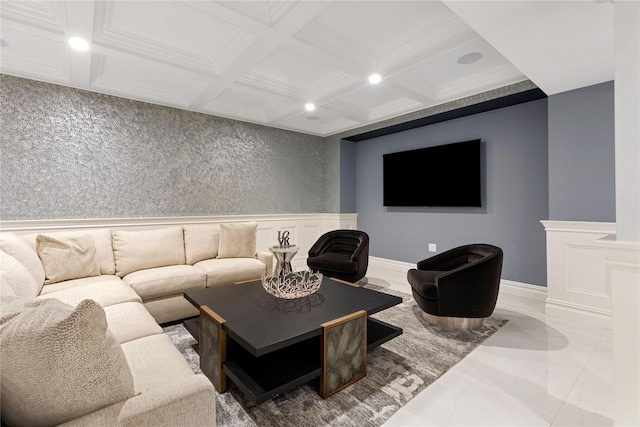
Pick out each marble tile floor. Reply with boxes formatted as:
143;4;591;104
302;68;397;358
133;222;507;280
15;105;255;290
380;285;614;427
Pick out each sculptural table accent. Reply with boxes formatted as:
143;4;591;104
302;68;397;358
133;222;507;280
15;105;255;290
269;245;299;277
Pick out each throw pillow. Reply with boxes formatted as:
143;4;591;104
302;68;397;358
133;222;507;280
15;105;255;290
22;229;116;275
36;234;101;284
112;226;186;277
0;250;39;298
0;232;45;293
0;298;136;427
217;222;257;259
183;224;220;264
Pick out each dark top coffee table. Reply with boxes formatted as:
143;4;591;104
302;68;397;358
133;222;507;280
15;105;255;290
184;277;402;403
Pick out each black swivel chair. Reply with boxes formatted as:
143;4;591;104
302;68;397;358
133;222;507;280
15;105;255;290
407;244;503;330
306;230;369;283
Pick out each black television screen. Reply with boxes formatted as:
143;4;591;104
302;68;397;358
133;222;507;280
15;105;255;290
383;139;482;207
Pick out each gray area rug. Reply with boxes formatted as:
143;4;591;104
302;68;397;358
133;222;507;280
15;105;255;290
163;285;507;427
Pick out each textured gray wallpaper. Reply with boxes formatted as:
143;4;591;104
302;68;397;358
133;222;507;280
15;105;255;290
0;75;336;220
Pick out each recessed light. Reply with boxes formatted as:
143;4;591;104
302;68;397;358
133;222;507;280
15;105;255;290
69;37;89;52
0;39;9;48
368;73;382;84
457;52;483;65
305;103;315;112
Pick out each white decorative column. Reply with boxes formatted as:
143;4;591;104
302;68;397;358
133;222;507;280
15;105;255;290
606;2;640;424
596;237;640;425
541;221;616;328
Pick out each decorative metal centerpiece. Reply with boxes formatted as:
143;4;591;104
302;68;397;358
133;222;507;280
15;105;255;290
261;270;323;299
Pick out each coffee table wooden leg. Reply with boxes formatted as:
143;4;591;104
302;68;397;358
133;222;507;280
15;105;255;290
320;310;367;398
199;305;227;393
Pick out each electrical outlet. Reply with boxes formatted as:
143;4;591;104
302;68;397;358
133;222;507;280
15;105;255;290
428;243;437;252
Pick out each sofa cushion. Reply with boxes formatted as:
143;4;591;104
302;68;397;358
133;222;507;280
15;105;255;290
143;295;200;324
103;302;163;344
183;224;220;264
23;229;116;275
38;274;123;295
113;227;186;277
217;222;257;259
120;333;195;393
38;280;141;308
195;257;266;288
0;232;45;293
0;298;135;427
36;234;101;284
0;250;39;299
123;265;206;300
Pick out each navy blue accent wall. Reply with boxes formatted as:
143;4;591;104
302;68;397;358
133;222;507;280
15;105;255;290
352;99;549;286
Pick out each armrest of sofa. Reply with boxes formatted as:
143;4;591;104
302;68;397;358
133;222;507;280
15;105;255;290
59;375;216;427
257;251;273;276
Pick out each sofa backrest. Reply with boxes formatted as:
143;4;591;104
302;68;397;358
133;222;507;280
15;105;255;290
183;224;220;265
112;226;186;277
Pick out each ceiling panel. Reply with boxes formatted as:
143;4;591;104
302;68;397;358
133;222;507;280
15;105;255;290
0;0;615;136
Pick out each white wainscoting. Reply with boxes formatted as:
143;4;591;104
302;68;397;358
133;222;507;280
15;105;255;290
0;214;358;265
541;220;617;329
2;215;547;310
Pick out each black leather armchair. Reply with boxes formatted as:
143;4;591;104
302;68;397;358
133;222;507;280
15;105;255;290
306;230;369;283
407;244;503;329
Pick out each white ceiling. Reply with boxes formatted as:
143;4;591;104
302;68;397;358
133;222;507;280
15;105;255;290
0;1;615;137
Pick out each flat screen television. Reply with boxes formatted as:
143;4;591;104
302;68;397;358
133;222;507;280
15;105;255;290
383;139;482;207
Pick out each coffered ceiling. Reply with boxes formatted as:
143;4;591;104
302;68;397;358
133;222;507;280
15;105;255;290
0;1;615;137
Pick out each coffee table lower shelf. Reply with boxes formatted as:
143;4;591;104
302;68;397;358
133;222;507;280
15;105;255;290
183;315;402;404
224;337;323;404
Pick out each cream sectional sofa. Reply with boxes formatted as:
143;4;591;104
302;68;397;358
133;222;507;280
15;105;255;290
0;221;273;427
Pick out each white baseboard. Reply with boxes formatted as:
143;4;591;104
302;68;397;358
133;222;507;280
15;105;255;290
545;298;613;329
366;257;414;294
500;279;547;301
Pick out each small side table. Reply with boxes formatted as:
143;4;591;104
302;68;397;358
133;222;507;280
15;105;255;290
269;245;299;277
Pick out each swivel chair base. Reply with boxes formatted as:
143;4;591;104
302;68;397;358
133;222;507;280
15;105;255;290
421;312;486;331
